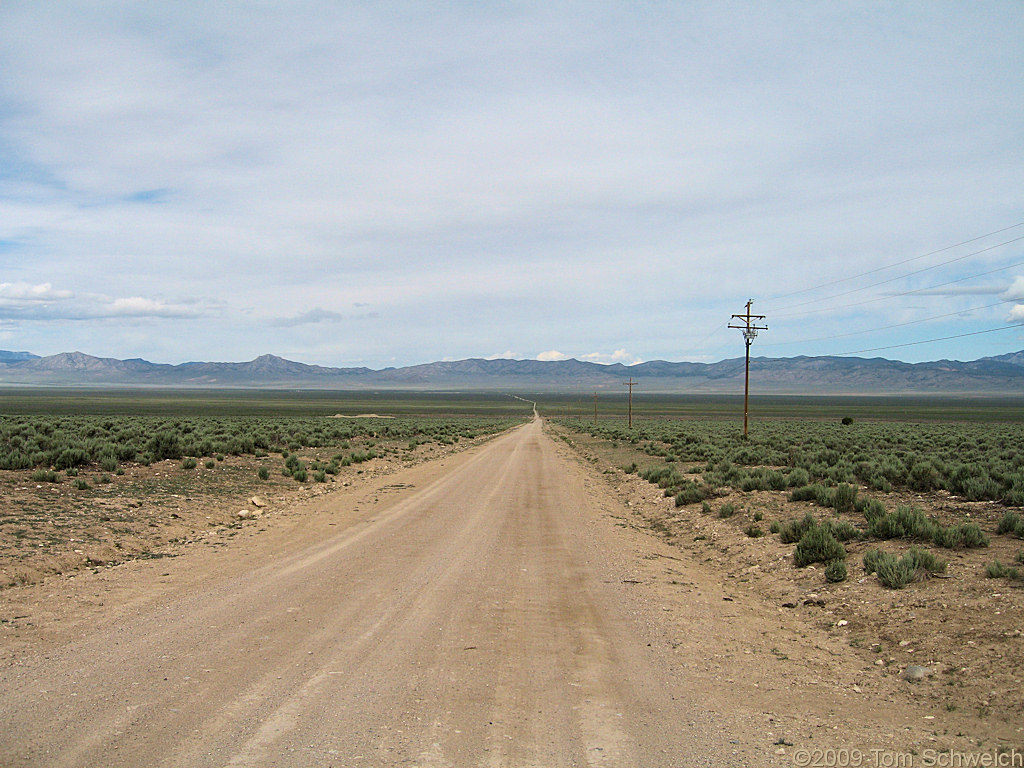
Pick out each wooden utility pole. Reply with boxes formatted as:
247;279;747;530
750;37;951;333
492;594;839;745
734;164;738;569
728;299;768;439
624;378;636;429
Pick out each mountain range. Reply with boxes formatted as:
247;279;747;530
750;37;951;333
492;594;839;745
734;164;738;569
1;350;1023;394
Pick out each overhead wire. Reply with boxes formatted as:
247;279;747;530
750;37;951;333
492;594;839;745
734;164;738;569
834;324;1024;357
764;221;1024;303
770;258;1024;320
765;234;1024;314
760;300;1016;348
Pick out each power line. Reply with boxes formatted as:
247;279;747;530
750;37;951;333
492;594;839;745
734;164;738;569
772;258;1024;320
766;222;1024;303
760;300;1014;348
835;323;1024;357
766;234;1024;314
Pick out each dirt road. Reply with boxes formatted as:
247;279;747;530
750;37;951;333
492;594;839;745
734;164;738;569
1;418;1012;766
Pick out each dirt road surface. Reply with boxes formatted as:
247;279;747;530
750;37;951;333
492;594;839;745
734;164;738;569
1;418;1012;766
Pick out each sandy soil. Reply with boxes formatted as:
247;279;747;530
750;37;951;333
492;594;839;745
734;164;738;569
0;435;472;589
1;418;1021;767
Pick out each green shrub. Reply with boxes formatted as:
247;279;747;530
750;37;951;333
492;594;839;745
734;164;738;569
766;471;787;491
875;555;916;589
744;525;764;538
868;474;893;492
789;484;819;502
841;416;854;425
146;431;183;461
833;483;857;514
779;512;818;544
794;526;846;567
74;479;90;490
674;481;707;506
700;500;712;515
862;549;887;575
205;459;216;469
864;546;946;588
814;485;837;508
859;498;886;524
787;467;810;487
985;560;1021;580
181;457;197;469
996;511;1024;538
258;467;269;481
866;505;938;542
908;461;940;492
99;455;118;472
823;518;861;542
824;559;847;582
31;468;60;483
904;546;947;574
718;502;736;518
932;522;989;549
769;520;781;534
53;447;90;470
292;468;308;482
313;470;327;483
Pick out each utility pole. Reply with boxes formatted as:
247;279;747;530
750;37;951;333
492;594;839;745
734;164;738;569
624;377;636;429
728;299;768;439
593;391;598;424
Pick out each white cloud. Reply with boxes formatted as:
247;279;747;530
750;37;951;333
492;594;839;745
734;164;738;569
485;350;517;360
1010;305;1024;322
103;297;202;318
1003;277;1024;302
0;282;73;303
537;350;570;361
581;349;642;365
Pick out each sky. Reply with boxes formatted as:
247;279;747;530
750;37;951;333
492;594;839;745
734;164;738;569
1;1;1022;369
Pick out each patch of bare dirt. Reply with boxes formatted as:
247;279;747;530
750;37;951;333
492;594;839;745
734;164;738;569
0;434;492;589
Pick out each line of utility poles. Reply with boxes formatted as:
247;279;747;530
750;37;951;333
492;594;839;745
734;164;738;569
729;299;768;439
624;377;636;429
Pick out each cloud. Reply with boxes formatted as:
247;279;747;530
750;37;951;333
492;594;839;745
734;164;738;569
485;350;517;360
0;282;74;303
581;349;642;365
1010;305;1024;322
104;297;201;318
0;288;211;322
1003;277;1024;302
272;307;379;327
537;350;570;361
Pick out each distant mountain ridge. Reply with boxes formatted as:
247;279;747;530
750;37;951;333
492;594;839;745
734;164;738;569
0;349;1022;393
